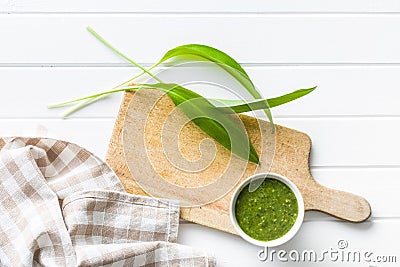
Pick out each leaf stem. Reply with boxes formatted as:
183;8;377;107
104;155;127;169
86;26;162;83
53;27;164;117
48;87;139;108
61;94;108;118
58;65;157;115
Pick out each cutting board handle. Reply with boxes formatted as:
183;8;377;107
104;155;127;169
304;181;371;222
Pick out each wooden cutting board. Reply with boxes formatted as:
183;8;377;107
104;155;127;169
106;91;371;234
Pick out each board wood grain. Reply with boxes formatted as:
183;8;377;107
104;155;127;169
106;91;371;234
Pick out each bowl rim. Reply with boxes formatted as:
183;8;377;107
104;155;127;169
229;172;304;247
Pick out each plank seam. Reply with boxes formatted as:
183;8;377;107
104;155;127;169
3;12;400;16
3;63;400;68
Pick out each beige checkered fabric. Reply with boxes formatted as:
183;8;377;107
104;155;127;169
0;137;215;267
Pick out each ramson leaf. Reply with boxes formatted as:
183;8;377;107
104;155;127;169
209;87;317;113
153;44;274;124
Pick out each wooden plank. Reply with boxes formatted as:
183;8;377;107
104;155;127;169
312;168;400;218
1;0;400;13
0;118;399;218
0;119;115;158
0;118;400;169
2;66;400;118
179;219;400;266
0;67;128;118
1;16;400;64
1;115;400;167
276;118;400;167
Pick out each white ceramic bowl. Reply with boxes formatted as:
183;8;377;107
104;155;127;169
230;173;304;247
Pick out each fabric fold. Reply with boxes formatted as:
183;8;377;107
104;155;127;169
0;137;215;267
63;190;180;245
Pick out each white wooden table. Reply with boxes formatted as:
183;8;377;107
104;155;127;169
1;1;400;266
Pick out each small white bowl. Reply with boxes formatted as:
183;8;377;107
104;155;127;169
230;173;304;247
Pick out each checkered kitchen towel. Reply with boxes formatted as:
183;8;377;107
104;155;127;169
0;137;215;267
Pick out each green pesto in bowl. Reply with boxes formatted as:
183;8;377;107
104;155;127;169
234;178;298;241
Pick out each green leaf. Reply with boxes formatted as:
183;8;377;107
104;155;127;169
86;27;161;83
158;44;255;94
153;44;274;124
141;83;260;164
209;87;317;113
